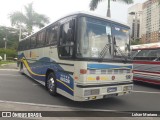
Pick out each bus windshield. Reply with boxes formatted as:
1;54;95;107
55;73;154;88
77;17;130;60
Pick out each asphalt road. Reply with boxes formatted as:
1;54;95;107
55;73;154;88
0;65;160;111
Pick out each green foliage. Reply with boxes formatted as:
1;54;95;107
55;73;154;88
0;26;18;60
0;26;19;49
90;0;103;11
90;0;134;10
0;48;17;60
9;2;50;35
131;39;142;45
0;61;16;65
89;0;134;17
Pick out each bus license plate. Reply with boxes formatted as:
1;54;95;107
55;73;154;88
107;87;117;93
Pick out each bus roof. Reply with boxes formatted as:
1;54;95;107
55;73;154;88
65;11;129;27
131;42;160;50
21;11;129;41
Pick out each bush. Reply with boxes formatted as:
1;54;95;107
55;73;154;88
0;48;17;60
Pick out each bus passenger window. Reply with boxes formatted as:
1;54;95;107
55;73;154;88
46;25;58;45
30;35;36;49
37;31;45;47
59;21;74;58
26;38;30;50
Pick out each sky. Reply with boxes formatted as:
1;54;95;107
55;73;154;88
0;0;147;28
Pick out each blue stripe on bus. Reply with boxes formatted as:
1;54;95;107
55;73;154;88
87;64;132;69
57;80;74;96
18;53;74;96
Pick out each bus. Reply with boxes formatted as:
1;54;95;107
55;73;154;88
18;12;133;101
131;43;160;59
131;43;160;85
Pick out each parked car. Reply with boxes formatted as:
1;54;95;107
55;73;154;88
14;58;17;61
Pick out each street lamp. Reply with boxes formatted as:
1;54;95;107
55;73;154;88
3;37;7;61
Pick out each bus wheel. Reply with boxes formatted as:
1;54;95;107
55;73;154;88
47;72;57;96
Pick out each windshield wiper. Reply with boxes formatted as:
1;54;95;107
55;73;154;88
99;35;112;61
114;46;128;60
113;37;129;62
98;35;130;62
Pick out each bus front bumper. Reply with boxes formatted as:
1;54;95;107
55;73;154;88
74;82;133;101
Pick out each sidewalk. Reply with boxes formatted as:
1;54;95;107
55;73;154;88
0;63;18;69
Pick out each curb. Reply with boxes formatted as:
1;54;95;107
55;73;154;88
0;64;7;66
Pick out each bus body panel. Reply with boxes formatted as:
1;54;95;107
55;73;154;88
133;60;160;85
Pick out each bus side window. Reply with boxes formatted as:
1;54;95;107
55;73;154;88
30;35;37;49
45;24;58;45
26;38;30;50
58;21;74;58
37;30;45;47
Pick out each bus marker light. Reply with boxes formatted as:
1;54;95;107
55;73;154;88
74;76;78;80
80;69;87;74
96;76;100;80
112;76;115;80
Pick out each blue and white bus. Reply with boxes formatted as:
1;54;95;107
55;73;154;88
18;12;133;101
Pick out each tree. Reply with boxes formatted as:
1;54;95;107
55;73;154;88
89;0;133;17
131;39;142;45
0;26;19;60
9;3;50;35
0;26;19;49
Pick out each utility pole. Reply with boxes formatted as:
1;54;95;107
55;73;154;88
19;25;22;41
3;37;7;61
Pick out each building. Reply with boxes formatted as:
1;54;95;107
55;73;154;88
141;0;160;44
128;3;143;40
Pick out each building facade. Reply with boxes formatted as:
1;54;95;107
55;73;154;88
141;0;160;43
128;3;143;40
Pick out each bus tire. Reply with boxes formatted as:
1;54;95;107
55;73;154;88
46;72;57;96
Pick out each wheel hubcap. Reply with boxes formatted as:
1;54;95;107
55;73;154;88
48;77;55;92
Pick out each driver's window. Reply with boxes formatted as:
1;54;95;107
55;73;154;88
59;21;74;58
60;22;69;46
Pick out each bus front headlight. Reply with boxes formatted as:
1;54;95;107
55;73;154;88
84;89;100;96
123;86;133;91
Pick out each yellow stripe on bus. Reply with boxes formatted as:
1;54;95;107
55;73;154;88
57;79;74;92
21;58;45;77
